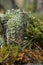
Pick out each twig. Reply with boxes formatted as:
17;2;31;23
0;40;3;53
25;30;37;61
33;42;43;53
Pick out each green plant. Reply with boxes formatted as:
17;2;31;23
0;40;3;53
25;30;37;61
0;44;19;63
27;16;43;48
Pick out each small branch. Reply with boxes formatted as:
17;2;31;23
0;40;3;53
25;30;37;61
33;42;43;53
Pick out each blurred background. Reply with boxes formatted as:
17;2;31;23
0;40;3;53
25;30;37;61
0;0;43;20
0;0;43;12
